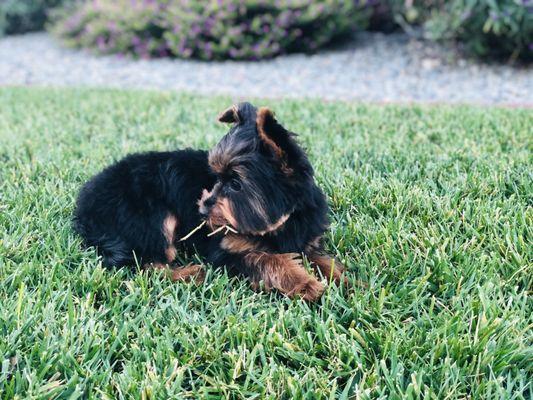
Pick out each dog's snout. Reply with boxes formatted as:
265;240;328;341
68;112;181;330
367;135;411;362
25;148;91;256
200;196;216;216
204;196;216;209
198;189;216;216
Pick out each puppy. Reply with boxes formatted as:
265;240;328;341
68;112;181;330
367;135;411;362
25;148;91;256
74;102;344;301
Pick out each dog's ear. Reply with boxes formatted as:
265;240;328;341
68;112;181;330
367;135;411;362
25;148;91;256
218;102;259;125
256;107;298;174
217;105;240;124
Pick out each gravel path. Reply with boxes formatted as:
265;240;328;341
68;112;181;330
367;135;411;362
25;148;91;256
1;32;531;106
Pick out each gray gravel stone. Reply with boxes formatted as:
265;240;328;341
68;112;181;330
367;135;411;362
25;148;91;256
0;32;531;106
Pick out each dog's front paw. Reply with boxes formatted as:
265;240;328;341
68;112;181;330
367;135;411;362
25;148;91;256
290;278;325;302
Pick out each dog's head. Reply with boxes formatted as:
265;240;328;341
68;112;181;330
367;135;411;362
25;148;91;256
198;102;315;235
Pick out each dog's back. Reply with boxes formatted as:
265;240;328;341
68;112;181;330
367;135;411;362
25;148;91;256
73;149;213;267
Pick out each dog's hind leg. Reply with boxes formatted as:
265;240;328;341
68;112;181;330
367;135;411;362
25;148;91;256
243;252;324;301
99;235;135;267
168;264;205;283
161;214;178;263
146;263;205;284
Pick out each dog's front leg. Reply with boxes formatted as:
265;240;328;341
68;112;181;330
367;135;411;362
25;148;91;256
243;252;324;301
306;252;346;285
303;238;346;285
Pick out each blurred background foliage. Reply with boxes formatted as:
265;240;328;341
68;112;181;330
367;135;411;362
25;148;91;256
50;0;371;60
0;0;72;35
1;0;531;62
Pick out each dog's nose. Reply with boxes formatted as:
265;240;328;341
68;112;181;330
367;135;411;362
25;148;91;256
200;196;216;216
204;196;215;209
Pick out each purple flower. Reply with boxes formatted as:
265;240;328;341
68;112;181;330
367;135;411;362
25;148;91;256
204;17;215;32
191;24;202;35
96;36;107;51
107;21;117;32
65;14;82;30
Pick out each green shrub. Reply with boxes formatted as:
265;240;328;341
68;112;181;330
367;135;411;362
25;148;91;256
51;0;169;58
51;0;371;60
0;0;71;36
368;0;444;31
425;0;533;61
164;1;371;60
368;1;532;61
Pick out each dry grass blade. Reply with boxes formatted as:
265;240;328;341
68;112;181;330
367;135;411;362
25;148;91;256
207;224;238;237
178;220;206;241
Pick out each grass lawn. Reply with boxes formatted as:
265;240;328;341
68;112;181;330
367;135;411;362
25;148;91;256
0;87;531;399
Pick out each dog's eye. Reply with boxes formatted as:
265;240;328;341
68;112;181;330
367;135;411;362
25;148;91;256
229;178;242;192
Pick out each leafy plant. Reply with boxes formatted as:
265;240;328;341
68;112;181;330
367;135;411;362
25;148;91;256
369;0;532;61
51;0;169;58
425;0;533;61
368;0;444;32
51;0;372;60
163;0;370;60
0;0;72;35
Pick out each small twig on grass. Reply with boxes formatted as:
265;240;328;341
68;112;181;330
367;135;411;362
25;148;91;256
207;225;238;237
178;220;238;241
178;220;206;241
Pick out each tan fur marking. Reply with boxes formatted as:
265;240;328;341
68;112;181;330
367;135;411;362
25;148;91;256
146;263;205;284
163;214;177;243
253;213;290;236
244;252;324;301
208;197;238;229
256;107;293;175
208;150;229;174
165;246;177;263
220;234;259;254
232;165;248;180
197;188;211;214
217;104;240;124
198;188;239;231
307;253;346;285
147;262;167;270
243;185;269;224
256;107;284;160
168;264;205;283
219;198;237;227
162;214;178;262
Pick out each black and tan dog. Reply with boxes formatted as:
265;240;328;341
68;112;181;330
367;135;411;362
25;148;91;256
74;102;344;301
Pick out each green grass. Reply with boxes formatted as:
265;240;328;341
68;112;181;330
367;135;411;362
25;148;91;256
0;87;531;399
